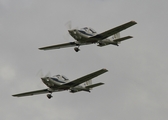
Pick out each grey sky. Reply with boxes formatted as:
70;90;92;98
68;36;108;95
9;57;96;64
0;0;168;120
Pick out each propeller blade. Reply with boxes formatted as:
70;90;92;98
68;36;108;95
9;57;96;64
45;72;51;78
37;70;51;78
37;69;44;78
65;21;72;30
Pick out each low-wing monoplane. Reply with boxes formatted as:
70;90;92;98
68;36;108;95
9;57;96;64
12;68;108;99
39;21;137;52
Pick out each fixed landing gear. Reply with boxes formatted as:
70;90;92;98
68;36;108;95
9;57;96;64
74;47;80;52
47;94;53;99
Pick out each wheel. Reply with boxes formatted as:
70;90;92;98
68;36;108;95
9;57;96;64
47;94;52;99
74;47;80;52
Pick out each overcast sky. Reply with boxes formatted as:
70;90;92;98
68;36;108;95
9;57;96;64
1;0;168;120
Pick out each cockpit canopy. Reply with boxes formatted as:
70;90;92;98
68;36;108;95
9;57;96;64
62;75;69;81
80;27;97;34
53;75;69;81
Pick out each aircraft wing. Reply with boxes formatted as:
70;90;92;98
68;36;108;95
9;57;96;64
89;21;137;41
12;89;49;97
39;42;77;50
59;68;108;89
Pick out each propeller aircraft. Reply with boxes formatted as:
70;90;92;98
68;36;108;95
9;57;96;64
12;68;108;99
39;21;137;52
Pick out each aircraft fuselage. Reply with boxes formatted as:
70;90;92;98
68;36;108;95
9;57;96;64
41;75;87;92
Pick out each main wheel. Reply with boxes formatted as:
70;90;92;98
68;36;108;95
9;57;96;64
47;94;53;99
74;47;80;52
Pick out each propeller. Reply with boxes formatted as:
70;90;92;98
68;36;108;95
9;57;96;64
65;21;72;30
65;21;79;31
64;21;79;41
45;72;51;78
64;21;73;41
37;70;51;78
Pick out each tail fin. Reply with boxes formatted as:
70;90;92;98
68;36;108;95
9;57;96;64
84;80;92;86
84;80;92;90
111;32;120;40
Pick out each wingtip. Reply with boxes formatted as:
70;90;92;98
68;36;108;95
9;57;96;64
128;36;133;38
39;47;48;51
102;68;108;72
101;82;105;85
38;48;43;50
130;21;137;24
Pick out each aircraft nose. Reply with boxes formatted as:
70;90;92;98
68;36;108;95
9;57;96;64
41;77;45;82
41;77;49;82
68;29;76;34
68;30;72;34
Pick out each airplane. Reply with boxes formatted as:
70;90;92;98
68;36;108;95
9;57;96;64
39;21;137;52
12;68;108;99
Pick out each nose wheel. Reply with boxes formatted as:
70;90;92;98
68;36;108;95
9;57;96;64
47;94;53;99
74;47;80;52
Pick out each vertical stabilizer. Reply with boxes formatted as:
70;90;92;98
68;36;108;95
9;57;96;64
111;32;120;40
84;80;92;87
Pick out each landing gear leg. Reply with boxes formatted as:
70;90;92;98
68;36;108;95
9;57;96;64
47;94;53;99
74;46;80;52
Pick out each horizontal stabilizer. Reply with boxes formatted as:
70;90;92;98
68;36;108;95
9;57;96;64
113;36;133;43
86;82;104;89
